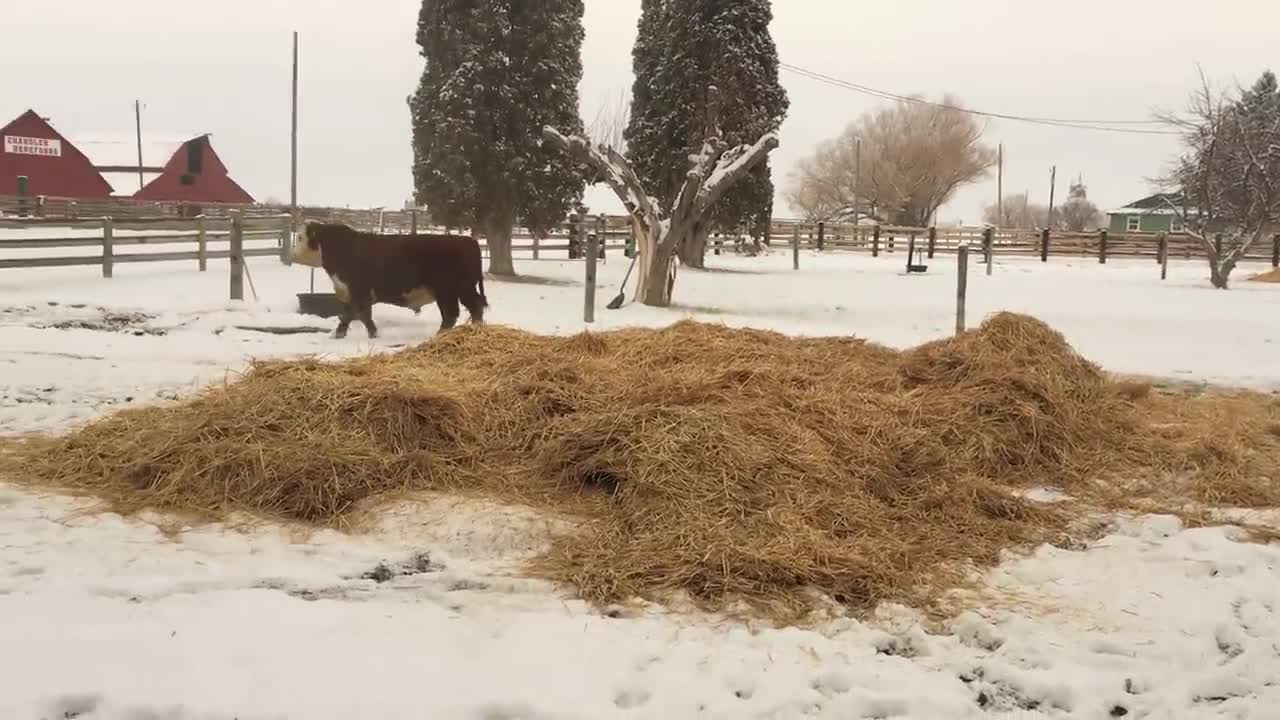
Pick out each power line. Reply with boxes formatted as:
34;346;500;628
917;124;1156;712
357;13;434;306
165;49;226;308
779;63;1183;136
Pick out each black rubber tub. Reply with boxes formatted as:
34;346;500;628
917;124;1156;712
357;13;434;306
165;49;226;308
296;292;344;318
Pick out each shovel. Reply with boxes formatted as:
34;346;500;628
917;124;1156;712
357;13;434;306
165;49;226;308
606;255;638;310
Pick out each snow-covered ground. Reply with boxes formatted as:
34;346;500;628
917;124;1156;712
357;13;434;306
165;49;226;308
2;246;1279;719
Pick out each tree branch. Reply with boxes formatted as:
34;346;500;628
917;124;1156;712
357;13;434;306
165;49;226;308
542;126;658;232
695;132;781;213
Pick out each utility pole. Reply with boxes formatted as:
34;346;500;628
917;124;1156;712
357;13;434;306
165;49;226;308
1047;165;1057;229
853;137;862;223
134;100;144;192
290;30;299;212
996;143;1003;227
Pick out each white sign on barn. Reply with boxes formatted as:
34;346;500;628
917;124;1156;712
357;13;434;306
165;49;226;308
3;135;62;157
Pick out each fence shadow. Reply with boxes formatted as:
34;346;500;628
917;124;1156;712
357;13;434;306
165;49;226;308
689;264;770;275
489;273;578;288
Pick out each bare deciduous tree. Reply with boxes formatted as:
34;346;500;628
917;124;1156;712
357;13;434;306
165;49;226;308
587;90;631;153
1058;181;1104;232
786;96;997;226
582;91;632;190
1159;72;1280;289
982;193;1056;229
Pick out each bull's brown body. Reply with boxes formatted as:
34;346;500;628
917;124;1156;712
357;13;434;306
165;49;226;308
292;222;487;338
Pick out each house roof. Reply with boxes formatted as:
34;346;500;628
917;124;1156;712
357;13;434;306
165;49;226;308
1108;192;1185;215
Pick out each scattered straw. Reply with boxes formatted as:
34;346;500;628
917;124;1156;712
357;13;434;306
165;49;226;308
1249;267;1280;283
3;313;1278;619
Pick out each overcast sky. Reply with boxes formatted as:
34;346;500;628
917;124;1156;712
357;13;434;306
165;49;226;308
4;0;1277;224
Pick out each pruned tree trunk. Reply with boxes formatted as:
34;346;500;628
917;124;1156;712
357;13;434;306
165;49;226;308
542;86;779;308
636;224;677;306
1210;260;1230;289
1192;229;1263;290
485;216;516;276
678;223;710;268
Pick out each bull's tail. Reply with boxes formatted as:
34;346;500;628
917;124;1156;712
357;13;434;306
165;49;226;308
475;242;489;307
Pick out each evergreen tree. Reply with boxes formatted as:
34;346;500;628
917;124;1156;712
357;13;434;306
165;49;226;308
622;0;679;203
410;0;586;275
624;0;789;267
1238;70;1279;126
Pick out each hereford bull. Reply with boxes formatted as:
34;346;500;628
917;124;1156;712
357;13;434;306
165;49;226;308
290;221;487;338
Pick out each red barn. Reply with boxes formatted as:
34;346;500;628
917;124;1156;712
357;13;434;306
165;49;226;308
0;110;113;198
133;134;254;204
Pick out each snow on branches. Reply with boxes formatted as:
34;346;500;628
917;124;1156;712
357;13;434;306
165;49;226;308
543;86;779;307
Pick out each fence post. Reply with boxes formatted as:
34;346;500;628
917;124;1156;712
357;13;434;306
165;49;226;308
956;245;969;335
714;232;722;256
905;233;916;273
410;208;419;235
596;213;607;261
1098;230;1108;264
872;225;881;257
792;225;800;269
69;201;78;220
196;215;208;271
568;208;584;259
1272;233;1279;268
927;226;937;259
983;227;993;276
584;231;598;323
817;221;825;252
101;217;114;279
1160;234;1170;281
625;218;636;259
230;212;245;301
16;175;30;217
1040;228;1050;262
35;196;46;218
279;215;292;265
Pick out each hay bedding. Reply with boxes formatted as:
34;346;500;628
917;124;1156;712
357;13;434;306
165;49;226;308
5;313;1280;619
1250;267;1280;282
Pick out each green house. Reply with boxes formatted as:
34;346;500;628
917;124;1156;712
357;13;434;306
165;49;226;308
1107;193;1189;233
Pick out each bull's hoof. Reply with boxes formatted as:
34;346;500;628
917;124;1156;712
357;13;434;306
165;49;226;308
366;329;379;339
332;328;348;339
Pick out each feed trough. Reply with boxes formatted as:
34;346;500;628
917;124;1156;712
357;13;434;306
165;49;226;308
905;234;929;274
297;292;344;318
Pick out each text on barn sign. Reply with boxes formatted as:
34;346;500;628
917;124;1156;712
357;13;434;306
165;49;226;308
3;135;63;157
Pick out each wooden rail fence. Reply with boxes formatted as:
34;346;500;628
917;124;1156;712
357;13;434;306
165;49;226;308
0;208;634;305
768;221;1280;266
0;214;292;273
4;193;1278;268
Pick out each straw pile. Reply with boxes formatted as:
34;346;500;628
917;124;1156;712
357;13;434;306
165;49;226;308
1249;267;1280;283
5;313;1279;617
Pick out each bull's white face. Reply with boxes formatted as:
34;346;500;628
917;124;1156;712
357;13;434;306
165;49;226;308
291;222;324;267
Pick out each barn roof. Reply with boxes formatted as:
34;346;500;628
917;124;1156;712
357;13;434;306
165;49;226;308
74;133;199;169
0;109;115;199
99;170;162;195
72;132;204;196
